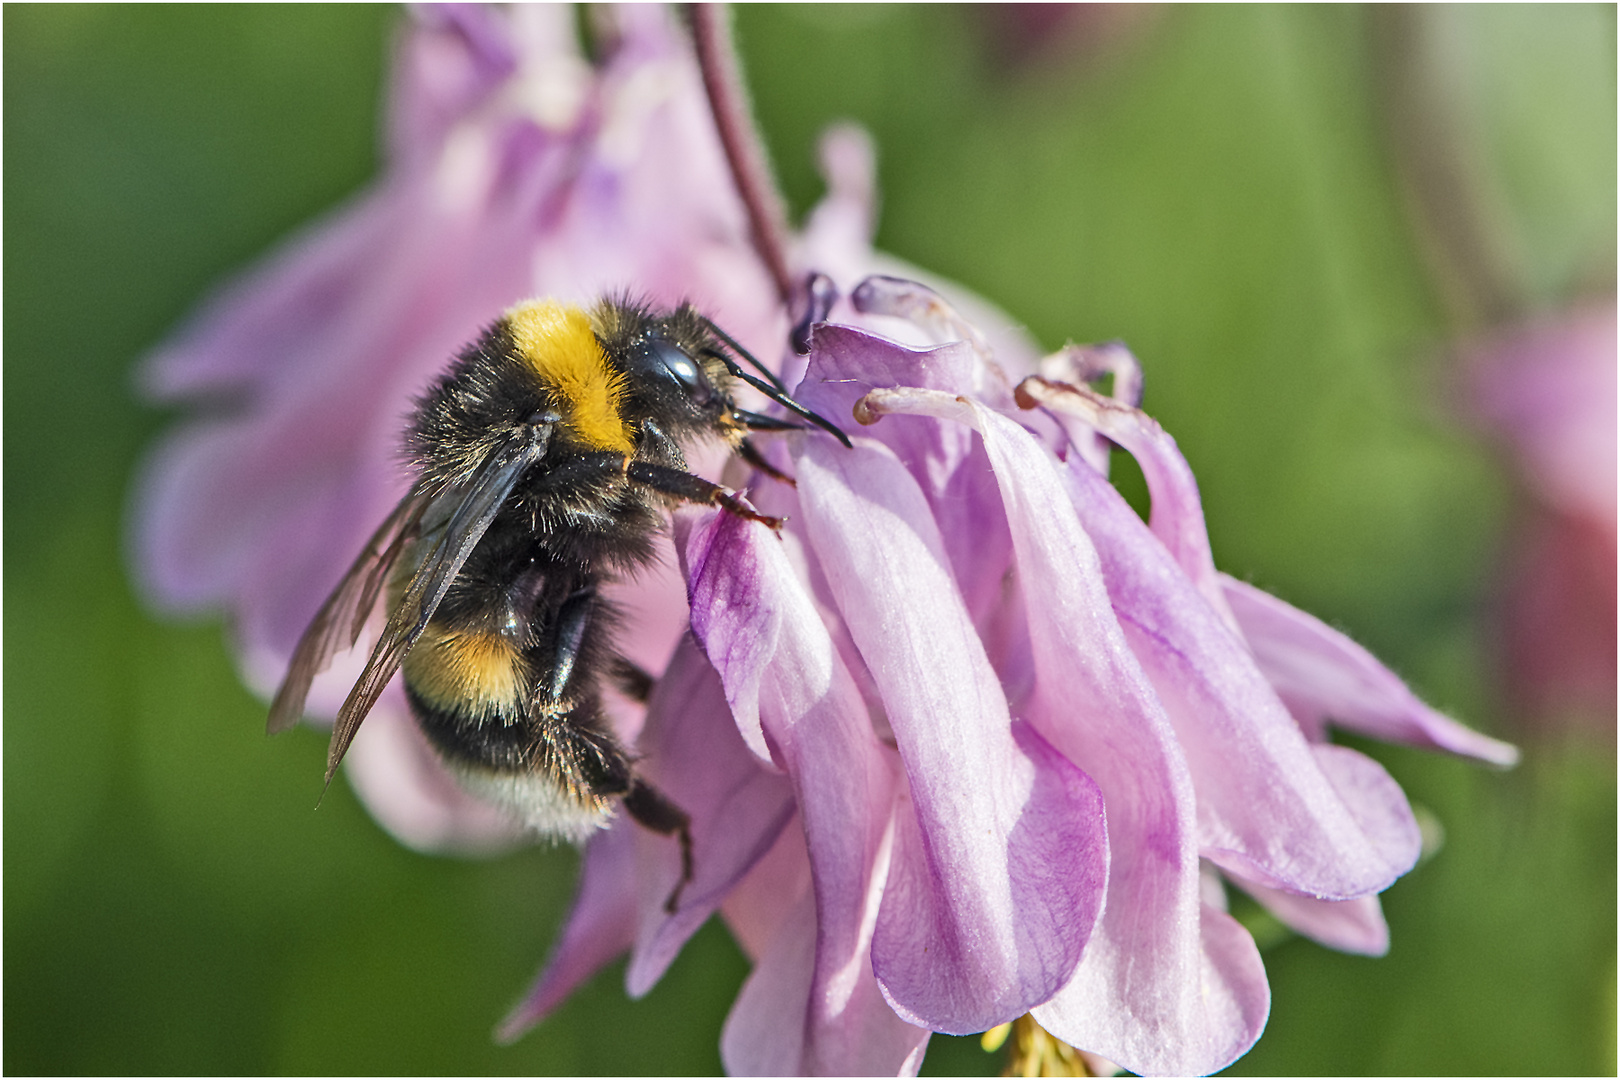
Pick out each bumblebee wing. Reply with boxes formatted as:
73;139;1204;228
266;489;431;736
322;424;554;785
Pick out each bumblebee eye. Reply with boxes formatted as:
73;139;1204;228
636;338;715;407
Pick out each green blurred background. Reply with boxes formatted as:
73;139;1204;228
5;4;1614;1075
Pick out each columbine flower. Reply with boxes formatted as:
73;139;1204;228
502;274;1518;1075
130;4;789;850
131;3;1519;1074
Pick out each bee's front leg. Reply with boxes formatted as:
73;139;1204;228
624;460;784;530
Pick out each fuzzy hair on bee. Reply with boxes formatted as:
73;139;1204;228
268;295;848;907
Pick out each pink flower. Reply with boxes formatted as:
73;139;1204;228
130;5;786;850
130;5;1518;1074
1462;302;1617;729
503;276;1517;1075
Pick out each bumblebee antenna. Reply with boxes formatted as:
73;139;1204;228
698;316;852;448
720;359;853;448
698;315;791;395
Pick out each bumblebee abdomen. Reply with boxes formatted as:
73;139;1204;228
404;678;633;843
401;624;527;722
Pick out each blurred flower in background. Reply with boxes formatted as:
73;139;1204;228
1375;5;1616;742
1463;304;1616;735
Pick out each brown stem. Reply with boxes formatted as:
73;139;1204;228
1369;6;1524;329
688;3;795;306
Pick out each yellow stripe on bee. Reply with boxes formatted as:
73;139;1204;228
504;300;633;454
403;625;527;719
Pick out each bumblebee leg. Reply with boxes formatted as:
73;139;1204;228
545;586;597;703
737;437;796;487
622;778;694;912
624;460;783;530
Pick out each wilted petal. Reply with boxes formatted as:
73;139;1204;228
865;388;1265;1075
1221;574;1520;766
1062;454;1418;899
497;816;639;1042
623;636;796;997
795;436;1107;1034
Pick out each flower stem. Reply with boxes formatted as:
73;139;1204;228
687;3;795;306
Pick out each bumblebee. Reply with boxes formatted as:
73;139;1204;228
268;297;847;896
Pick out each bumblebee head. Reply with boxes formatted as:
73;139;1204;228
617;325;730;425
585;297;850;450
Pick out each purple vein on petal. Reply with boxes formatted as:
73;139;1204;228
1062;454;1418;900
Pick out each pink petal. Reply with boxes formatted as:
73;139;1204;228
868;389;1266;1075
1220;574;1520;766
719;812;815;964
386;6;527;167
133;150;581;662
1037;903;1271;1078
1308;743;1422;877
1464;301;1617;526
687;506;931;1074
793;326;1016;626
497;816;639;1042
722;887;930;1077
1017;375;1235;629
969;403;1264;1073
132;1;781;692
795;437;1108;1034
1227;871;1390;957
1062;455;1418;899
798;125;880;301
622;637;796;997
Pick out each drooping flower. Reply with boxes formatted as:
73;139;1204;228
503;274;1518;1075
130;4;788;850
